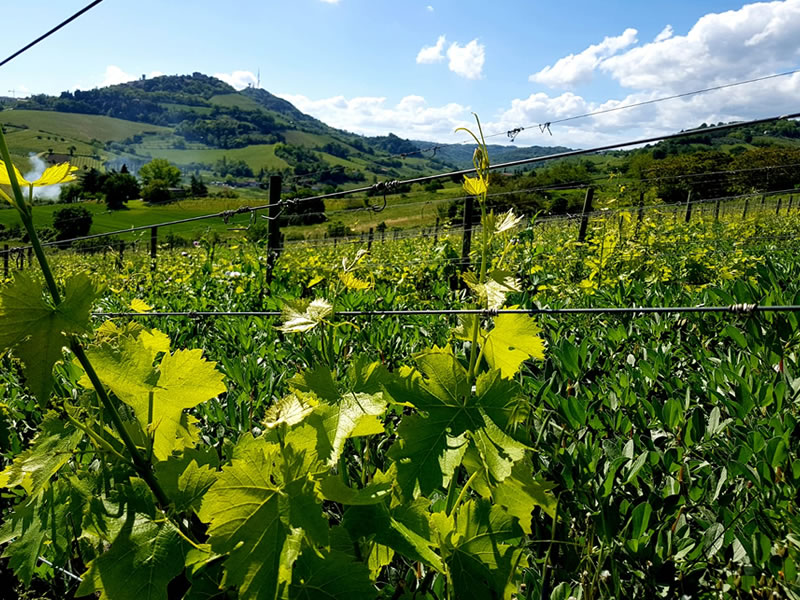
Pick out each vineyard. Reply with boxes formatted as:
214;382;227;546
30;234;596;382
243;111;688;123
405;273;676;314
0;113;799;600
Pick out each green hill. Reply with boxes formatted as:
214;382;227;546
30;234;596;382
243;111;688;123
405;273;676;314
0;73;454;187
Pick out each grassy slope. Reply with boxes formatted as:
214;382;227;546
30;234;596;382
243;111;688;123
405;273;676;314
0;110;170;142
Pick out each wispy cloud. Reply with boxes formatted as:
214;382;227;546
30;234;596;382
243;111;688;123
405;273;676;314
529;28;637;88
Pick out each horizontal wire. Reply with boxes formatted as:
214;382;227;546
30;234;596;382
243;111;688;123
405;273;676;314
93;304;799;319
7;110;798;252
0;0;105;69
486;68;800;140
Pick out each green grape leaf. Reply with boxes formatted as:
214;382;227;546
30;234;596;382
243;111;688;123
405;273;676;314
84;334;226;461
153;447;219;513
264;391;318;430
289;549;376;600
482;313;546;378
318;473;393;505
0;413;83;495
0;272;98;402
386;347;527;499
314;391;388;466
198;439;326;600
77;515;187;600
289;364;339;403
343;499;444;571
432;499;526;600
278;298;333;333
174;460;218;513
0;499;46;585
493;462;558;533
347;355;390;394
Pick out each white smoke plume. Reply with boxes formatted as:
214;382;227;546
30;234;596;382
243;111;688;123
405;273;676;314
25;153;62;201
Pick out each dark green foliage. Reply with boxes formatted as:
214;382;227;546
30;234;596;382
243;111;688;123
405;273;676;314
51;206;91;241
281;188;326;226
103;172;140;210
138;159;181;188
189;174;208;197
214;157;253;178
58;183;82;204
326;221;353;238
142;182;172;204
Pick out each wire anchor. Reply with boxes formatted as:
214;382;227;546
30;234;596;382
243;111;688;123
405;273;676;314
507;127;524;142
367;180;398;212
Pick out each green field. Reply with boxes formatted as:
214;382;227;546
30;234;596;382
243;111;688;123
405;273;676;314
0;109;170;142
2;189;799;600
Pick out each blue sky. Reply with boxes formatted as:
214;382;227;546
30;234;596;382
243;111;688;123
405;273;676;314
2;0;799;147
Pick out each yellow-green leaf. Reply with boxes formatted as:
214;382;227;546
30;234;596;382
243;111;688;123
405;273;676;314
463;175;487;197
483;313;546;378
0;273;98;403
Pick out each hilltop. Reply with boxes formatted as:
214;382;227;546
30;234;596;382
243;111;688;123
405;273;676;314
0;73;448;186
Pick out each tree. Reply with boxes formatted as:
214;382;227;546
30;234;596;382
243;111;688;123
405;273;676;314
59;183;82;204
81;168;105;195
52;206;92;242
103;172;140;210
139;158;180;205
190;174;208;197
138;158;181;188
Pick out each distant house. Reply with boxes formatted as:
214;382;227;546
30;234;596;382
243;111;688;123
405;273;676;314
44;153;72;165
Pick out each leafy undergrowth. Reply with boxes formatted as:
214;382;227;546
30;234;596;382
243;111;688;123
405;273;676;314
1;127;799;599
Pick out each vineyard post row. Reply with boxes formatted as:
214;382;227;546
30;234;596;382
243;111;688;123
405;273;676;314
0;184;798;281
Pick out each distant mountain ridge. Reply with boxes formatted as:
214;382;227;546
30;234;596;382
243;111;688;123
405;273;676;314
0;73;463;183
410;141;575;170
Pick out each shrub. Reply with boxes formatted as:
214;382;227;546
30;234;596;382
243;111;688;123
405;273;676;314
52;206;92;242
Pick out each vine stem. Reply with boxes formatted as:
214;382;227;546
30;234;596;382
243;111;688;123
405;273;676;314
467;201;489;382
0;129;173;512
449;470;479;516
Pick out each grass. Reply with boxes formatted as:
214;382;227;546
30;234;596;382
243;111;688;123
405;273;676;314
133;144;291;171
0;110;170;143
209;94;265;112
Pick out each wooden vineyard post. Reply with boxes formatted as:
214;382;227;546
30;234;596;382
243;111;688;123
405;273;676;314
776;197;782;216
266;175;282;285
789;195;794;213
434;217;440;244
368;227;374;251
17;248;23;271
2;244;7;278
761;194;766;209
634;192;644;238
577;187;594;243
27;247;32;268
150;226;158;272
714;197;721;222
684;190;693;223
117;241;124;272
460;193;475;274
742;197;749;219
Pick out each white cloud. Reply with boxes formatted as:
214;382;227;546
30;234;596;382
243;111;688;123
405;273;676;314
601;0;800;93
320;0;340;3
276;92;473;140
530;28;637;88
101;65;136;86
214;70;258;90
416;35;446;64
654;24;673;42
426;5;434;11
447;39;485;79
